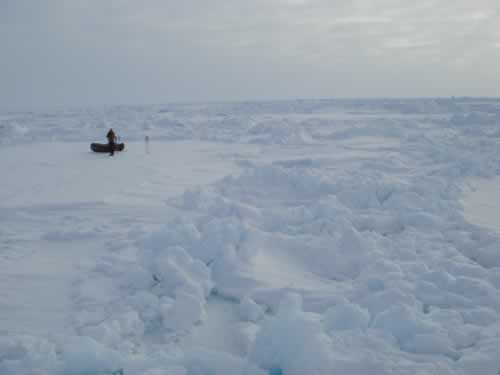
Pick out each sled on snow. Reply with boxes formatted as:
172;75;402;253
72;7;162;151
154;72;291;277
90;143;125;153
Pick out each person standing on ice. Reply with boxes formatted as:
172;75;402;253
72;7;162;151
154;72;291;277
106;128;117;156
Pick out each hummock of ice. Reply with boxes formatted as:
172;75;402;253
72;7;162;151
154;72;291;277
2;98;500;374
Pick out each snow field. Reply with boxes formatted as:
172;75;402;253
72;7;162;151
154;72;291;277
2;98;500;374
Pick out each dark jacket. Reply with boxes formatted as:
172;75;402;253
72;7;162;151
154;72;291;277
106;129;117;143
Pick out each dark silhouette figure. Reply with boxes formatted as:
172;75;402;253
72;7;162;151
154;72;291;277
106;128;117;156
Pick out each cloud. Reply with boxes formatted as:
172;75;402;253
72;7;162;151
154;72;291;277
330;16;392;25
382;38;437;50
1;0;499;110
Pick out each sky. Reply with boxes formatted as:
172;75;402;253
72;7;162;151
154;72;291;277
1;0;500;111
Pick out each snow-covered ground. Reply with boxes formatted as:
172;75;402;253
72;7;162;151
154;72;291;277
463;177;500;235
1;98;500;374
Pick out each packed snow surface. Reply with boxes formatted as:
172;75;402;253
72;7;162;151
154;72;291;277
1;98;500;374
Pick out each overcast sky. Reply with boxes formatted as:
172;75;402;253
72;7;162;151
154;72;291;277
1;0;499;110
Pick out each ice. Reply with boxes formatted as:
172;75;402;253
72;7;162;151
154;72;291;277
239;297;265;323
324;302;371;331
61;336;123;375
162;289;206;331
249;293;336;375
0;335;58;375
2;98;500;374
181;349;266;375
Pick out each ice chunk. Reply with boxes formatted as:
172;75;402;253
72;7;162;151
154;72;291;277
324;302;370;331
239;297;265;322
